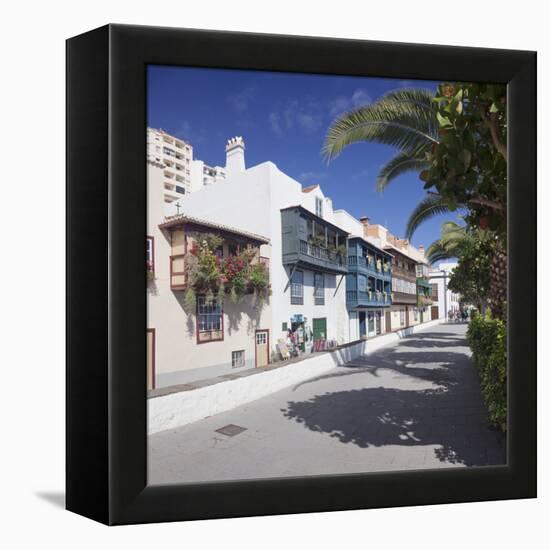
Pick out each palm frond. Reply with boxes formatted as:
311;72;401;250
405;194;453;240
323;88;438;162
426;221;470;263
376;152;430;193
426;241;454;264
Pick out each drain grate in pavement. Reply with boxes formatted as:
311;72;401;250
215;424;247;437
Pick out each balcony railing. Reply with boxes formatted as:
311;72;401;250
348;254;391;278
295;239;347;272
346;290;392;308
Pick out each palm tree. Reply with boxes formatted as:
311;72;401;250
425;221;470;263
323;88;458;238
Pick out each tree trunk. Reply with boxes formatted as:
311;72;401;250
487;242;507;319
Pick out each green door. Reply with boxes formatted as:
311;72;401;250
312;318;327;341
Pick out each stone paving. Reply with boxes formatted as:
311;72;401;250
148;323;506;484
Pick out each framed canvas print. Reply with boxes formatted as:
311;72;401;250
66;24;536;525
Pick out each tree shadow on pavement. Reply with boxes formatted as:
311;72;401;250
398;338;466;348
292;349;466;391
283;333;506;467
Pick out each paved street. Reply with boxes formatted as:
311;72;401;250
148;323;505;484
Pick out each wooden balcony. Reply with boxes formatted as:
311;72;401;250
281;206;349;275
346;290;392;309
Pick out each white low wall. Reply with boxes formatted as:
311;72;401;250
148;318;442;434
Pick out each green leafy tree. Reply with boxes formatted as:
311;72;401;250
421;83;507;237
446;235;495;312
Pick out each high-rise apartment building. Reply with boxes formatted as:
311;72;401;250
147;127;193;203
147;127;229;202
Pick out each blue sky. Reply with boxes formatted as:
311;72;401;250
147;65;462;250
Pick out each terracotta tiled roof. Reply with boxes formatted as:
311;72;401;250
159;214;270;243
302;184;319;193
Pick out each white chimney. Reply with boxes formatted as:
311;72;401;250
225;136;246;177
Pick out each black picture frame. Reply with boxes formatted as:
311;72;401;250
66;24;537;526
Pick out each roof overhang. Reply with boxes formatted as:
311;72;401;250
159;214;270;245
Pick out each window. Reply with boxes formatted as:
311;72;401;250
256;332;267;345
231;350;245;368
358;274;368;292
314;273;325;305
315;197;323;218
146;236;154;273
197;296;223;342
175;185;186;194
400;309;405;326
282;322;288;331
414;308;418;321
290;270;304;305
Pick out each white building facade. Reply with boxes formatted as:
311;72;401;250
429;262;460;320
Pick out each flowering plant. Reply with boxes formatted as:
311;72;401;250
183;233;270;307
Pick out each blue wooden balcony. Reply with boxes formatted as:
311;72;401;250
346;290;392;309
416;277;433;306
281;206;349;275
348;254;392;280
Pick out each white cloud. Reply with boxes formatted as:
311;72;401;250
297;113;323;133
172;120;206;144
329;88;372;117
228;87;256;113
269;112;283;136
269;99;323;135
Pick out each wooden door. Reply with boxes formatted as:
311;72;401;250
146;329;155;390
431;305;439;319
255;330;269;368
385;311;391;333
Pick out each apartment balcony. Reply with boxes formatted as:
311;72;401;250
416;277;432;305
417;294;434;307
346;290;392;309
290;239;348;273
281;206;349;275
348;254;391;280
391;291;418;305
417;276;431;288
